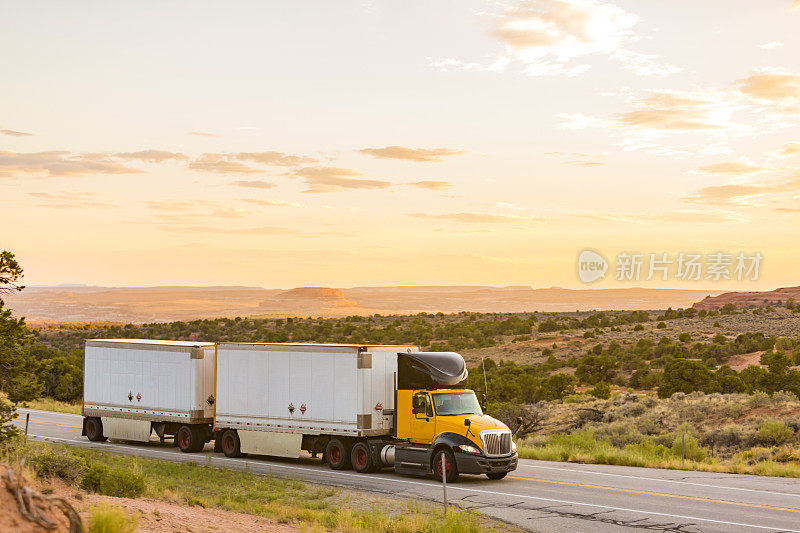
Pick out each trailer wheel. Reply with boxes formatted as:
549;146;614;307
433;449;459;483
85;417;107;442
177;425;203;453
325;439;351;470
221;429;242;458
351;441;374;473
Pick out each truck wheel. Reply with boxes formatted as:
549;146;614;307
221;429;242;458
177;425;201;453
486;472;507;480
85;417;107;442
433;449;459;483
325;439;351;470
351;442;374;473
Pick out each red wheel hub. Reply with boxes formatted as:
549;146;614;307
436;454;451;476
330;445;341;463
223;435;234;453
354;448;367;468
180;431;189;448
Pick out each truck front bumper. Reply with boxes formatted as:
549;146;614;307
455;451;518;475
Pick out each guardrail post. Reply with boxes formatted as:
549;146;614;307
442;460;447;514
681;433;685;464
25;413;30;437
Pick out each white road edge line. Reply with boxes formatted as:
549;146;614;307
26;434;800;533
519;462;800;498
19;411;800;499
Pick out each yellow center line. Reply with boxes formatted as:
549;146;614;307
13;417;82;429
508;475;800;514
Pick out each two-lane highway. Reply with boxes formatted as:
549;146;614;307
13;409;800;532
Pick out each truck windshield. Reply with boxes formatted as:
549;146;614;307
431;392;482;416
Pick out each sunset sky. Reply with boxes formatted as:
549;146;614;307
2;1;800;290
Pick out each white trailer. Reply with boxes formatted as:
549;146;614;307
213;343;417;459
82;339;216;451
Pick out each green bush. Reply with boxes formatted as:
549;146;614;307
633;324;644;331
671;434;707;461
757;419;794;446
678;333;691;343
88;505;137;533
0;392;19;444
26;445;86;482
81;463;145;498
589;382;611;399
656;322;667;329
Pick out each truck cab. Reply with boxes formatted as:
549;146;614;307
392;352;518;481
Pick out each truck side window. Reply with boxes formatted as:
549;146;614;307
413;393;433;418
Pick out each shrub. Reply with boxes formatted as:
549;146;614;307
656;322;666;329
633;324;644;331
589;382;611;399
757;420;794;446
0;392;19;444
671;434;707;461
88;505;138;533
678;333;691;343
81;463;145;498
26;445;86;483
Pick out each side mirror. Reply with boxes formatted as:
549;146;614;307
464;418;471;427
412;406;423;415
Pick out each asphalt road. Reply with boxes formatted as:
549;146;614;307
12;408;800;533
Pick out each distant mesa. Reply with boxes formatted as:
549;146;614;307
692;286;800;310
263;287;359;308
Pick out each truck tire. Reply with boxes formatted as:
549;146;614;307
486;472;507;480
433;449;459;483
176;425;203;453
221;429;242;458
325;439;351;470
85;417;107;442
350;441;374;473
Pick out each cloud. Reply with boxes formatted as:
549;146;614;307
159;224;303;236
617;92;725;131
574;210;747;224
736;70;800;101
188;153;264;174
406;180;452;190
114;150;188;163
1;129;34;137
781;142;800;156
242;199;301;207
28;191;116;209
682;176;800;206
411;212;543;223
467;0;677;77
682;184;769;206
147;200;251;219
759;41;783;50
697;162;768;176
234;151;316;166
189;131;218;137
232;180;276;189
0;150;141;178
359;146;466;162
791;0;800;11
293;167;392;193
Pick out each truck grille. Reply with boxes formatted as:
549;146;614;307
480;430;512;456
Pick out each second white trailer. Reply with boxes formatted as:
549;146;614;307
213;343;417;458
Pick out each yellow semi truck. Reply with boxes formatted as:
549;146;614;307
213;343;518;482
82;341;517;482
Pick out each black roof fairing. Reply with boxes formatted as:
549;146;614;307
397;351;468;390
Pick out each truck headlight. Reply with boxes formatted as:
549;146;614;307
457;444;481;454
511;440;517;452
